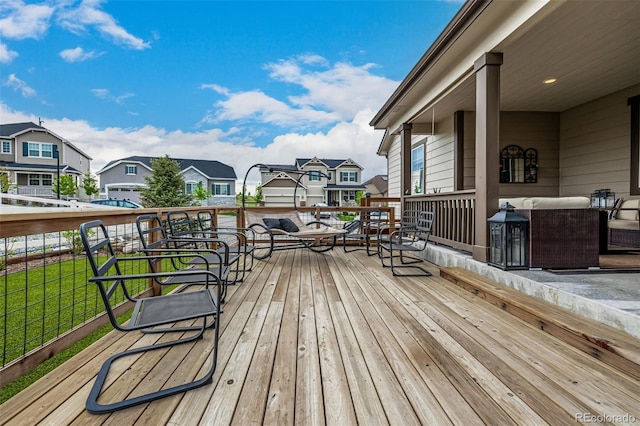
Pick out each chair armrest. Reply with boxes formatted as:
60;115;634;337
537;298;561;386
89;267;222;285
138;248;227;266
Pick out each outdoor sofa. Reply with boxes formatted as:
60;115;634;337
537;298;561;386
499;196;599;269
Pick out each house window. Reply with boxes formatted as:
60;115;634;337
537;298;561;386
41;144;53;158
213;183;230;196
28;173;53;186
28;143;40;157
185;182;198;194
340;171;358;182
343;190;356;202
411;144;424;195
125;165;137;175
25;142;54;158
309;170;321;181
1;141;10;154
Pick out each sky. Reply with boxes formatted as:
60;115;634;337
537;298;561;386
0;0;463;190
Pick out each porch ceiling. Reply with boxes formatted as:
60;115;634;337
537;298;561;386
408;0;640;127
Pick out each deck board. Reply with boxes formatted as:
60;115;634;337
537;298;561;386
2;248;640;425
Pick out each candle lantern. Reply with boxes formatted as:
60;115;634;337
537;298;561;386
488;202;529;269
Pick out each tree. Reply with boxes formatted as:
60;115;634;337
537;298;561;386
80;171;99;198
0;166;14;193
139;155;193;207
254;184;263;204
52;175;78;199
192;182;212;205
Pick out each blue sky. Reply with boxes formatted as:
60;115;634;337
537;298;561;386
1;0;462;188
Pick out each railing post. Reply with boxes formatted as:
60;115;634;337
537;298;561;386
147;218;162;296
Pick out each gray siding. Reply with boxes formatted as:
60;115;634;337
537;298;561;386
15;133;62;166
559;85;638;199
425;114;455;194
100;162;150;190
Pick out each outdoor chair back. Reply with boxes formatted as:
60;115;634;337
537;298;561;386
166;210;245;282
197;209;256;276
342;208;383;255
135;213;232;298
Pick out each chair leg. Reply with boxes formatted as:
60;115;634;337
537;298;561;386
86;317;219;414
385;248;432;277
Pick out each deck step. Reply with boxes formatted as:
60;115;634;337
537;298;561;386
439;267;640;380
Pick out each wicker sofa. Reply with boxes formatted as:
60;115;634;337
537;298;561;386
608;198;640;249
499;197;599;269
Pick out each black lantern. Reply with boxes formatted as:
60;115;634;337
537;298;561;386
488;202;529;270
590;188;615;208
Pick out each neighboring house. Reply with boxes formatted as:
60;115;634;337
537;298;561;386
96;156;237;206
370;0;639;263
363;175;388;198
0;122;92;199
260;157;365;207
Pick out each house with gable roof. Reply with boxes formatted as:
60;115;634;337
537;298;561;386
96;156;237;206
370;0;639;263
259;157;365;207
363;174;388;198
0;122;92;199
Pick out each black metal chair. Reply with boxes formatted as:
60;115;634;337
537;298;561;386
79;220;221;414
135;213;234;301
376;209;422;258
342;208;382;255
379;210;435;276
196;210;256;280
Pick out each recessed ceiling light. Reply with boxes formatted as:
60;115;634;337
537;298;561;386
543;78;557;84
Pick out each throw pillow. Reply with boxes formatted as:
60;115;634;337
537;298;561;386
263;218;282;230
279;218;300;233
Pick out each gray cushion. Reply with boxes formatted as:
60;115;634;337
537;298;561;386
279;218;300;233
263;218;282;230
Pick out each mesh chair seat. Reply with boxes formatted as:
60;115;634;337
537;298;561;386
132;289;218;327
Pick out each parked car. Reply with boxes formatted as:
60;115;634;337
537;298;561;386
90;199;143;208
354;211;389;222
312;202;332;219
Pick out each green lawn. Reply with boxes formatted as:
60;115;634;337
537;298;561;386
0;254;179;403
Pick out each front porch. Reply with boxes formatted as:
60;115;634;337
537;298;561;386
2;248;638;425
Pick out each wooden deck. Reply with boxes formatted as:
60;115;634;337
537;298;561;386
2;248;640;425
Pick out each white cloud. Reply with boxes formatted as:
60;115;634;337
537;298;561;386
202;57;397;132
266;58;397;120
4;74;36;97
0;0;55;40
203;89;340;129
0;42;18;64
57;0;150;50
59;46;102;62
201;84;229;96
91;88;134;104
0;102;387;191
